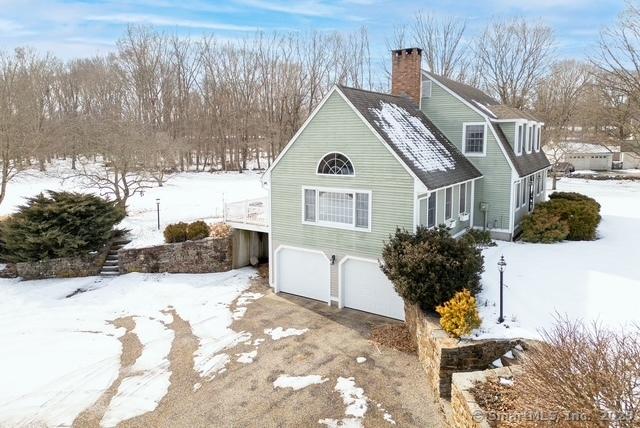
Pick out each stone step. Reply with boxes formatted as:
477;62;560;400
101;266;119;272
103;261;119;267
100;271;120;276
106;255;119;260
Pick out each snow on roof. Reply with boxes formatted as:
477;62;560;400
368;101;455;173
564;142;613;154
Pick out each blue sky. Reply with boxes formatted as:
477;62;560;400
0;0;626;61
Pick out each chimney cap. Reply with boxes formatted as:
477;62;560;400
391;47;422;55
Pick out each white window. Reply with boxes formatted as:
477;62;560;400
304;189;316;222
516;124;524;155
463;123;486;156
521;178;526;206
422;79;432;98
535;126;541;151
445;187;453;219
317;152;354;176
459;182;467;213
527;125;533;152
302;187;370;231
515;181;521;209
427;192;436;227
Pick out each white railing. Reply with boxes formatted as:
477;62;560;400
224;197;268;228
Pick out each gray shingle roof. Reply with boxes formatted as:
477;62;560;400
491;123;550;177
337;85;482;190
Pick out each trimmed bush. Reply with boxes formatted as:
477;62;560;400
164;222;188;243
186;220;210;241
0;191;124;262
521;206;570;243
381;226;484;312
461;229;496;248
522;192;601;243
436;289;482;338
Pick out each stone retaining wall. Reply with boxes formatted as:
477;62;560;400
405;303;523;398
451;366;522;428
16;246;110;280
118;237;232;274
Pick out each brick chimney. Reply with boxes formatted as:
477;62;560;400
391;47;422;106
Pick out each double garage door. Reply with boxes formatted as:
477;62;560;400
276;247;405;320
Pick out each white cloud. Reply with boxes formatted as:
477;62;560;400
235;0;341;18
85;13;259;32
0;18;22;33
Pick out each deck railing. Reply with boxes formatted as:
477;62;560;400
224;197;268;228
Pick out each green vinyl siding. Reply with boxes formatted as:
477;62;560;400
500;122;516;149
270;91;415;262
421;78;514;232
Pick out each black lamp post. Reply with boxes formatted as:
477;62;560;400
156;198;161;230
497;255;507;323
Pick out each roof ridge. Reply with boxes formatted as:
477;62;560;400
336;84;418;104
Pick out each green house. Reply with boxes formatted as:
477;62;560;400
263;48;550;320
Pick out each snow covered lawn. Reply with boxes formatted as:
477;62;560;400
0;163;266;249
477;178;640;340
0;269;257;427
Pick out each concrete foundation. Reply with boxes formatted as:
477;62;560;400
232;229;268;268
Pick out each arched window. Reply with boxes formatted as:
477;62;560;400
317;153;354;175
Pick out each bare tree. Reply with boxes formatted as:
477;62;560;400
591;1;640;155
476;18;555;109
412;11;468;79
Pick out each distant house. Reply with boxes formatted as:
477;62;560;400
559;142;614;171
619;142;640;169
262;48;550;320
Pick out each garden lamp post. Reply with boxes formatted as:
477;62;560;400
156;198;161;230
498;255;507;323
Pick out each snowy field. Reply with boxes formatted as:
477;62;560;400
0;269;261;426
0;162;266;248
477;178;640;340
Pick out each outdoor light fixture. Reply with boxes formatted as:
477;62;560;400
497;255;507;323
156;198;161;231
331;255;336;265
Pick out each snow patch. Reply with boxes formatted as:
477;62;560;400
369;101;456;173
264;327;309;340
236;350;257;364
273;375;328;391
100;317;174;427
356;357;367;364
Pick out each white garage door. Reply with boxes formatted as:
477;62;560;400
276;247;329;303
341;258;405;320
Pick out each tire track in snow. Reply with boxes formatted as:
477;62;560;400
73;316;142;427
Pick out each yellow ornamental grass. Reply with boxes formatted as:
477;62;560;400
435;289;482;338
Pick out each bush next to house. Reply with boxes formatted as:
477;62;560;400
0;191;125;263
164;221;212;243
436;289;482;338
381;226;484;312
522;192;601;243
461;229;496;248
186;220;210;241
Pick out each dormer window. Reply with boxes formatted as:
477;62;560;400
516;124;524;155
317;153;354;175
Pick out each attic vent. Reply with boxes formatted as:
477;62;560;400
422;79;432;98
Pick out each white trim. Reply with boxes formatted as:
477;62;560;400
301;186;372;232
452;228;468;239
315;151;356;177
472;226;511;233
515;123;524;156
417;190;438;229
273;245;331;304
459;182;467;215
264;86;340;177
462;122;487;157
470;179;476;229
